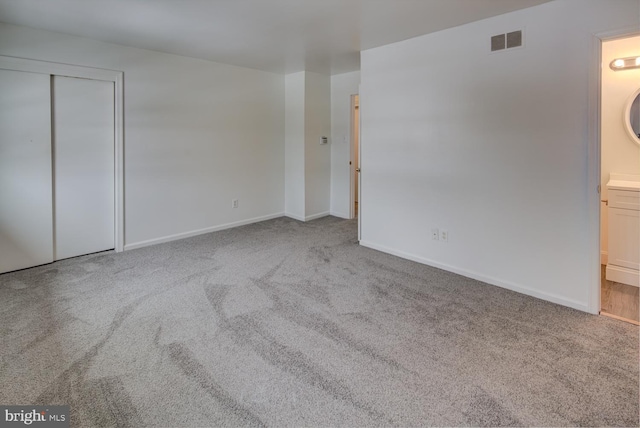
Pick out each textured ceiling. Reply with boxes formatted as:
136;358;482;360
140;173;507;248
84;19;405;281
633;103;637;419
0;0;553;74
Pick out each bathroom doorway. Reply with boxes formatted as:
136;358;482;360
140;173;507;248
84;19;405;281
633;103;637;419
598;34;640;325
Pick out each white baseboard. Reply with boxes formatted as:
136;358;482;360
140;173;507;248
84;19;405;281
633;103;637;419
605;264;640;287
124;212;284;251
305;211;330;221
330;211;350;219
359;240;590;313
285;212;305;222
601;251;608;265
285;212;330;222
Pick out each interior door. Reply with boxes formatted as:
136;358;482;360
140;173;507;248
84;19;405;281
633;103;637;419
0;69;54;274
53;76;115;260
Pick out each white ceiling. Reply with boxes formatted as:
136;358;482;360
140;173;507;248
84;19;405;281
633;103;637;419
0;0;553;75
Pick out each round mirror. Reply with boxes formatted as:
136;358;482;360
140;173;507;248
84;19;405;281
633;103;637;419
624;88;640;146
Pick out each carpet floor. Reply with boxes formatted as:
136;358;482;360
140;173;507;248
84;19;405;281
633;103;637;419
0;216;638;427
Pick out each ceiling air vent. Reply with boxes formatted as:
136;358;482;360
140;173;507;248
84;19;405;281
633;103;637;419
491;30;523;52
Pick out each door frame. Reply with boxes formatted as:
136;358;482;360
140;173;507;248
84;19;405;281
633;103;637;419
0;55;125;252
349;93;362;241
349;94;358;220
587;27;640;314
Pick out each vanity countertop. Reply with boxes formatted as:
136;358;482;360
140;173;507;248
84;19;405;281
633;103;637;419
607;174;640;191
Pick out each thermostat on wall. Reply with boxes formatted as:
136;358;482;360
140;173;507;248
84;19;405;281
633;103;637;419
320;136;328;145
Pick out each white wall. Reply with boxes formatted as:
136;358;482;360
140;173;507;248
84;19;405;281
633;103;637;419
304;72;331;219
601;35;640;262
0;23;285;248
359;0;640;312
284;71;331;221
330;71;361;218
285;72;306;220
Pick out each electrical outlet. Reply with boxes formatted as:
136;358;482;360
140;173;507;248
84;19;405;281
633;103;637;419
232;199;239;209
431;228;439;240
441;230;448;242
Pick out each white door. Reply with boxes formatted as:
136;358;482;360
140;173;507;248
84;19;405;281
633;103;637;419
0;69;54;274
53;76;115;260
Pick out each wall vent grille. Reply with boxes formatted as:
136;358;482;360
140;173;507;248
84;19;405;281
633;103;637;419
491;30;523;52
491;34;506;51
506;31;523;48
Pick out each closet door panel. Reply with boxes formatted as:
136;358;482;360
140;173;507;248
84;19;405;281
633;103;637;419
53;76;115;260
0;69;53;273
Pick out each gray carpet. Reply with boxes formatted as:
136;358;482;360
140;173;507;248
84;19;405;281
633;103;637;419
0;216;638;427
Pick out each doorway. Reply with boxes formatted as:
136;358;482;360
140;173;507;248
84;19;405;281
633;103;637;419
350;94;360;220
598;34;640;325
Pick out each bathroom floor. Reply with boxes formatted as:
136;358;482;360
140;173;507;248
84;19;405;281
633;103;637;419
601;265;640;324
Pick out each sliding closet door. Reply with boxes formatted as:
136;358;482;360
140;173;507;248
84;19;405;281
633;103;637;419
0;69;53;274
53;76;115;260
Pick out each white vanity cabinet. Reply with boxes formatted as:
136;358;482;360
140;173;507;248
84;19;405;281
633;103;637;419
606;176;640;287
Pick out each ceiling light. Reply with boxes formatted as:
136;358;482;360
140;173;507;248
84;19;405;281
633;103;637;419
610;56;640;71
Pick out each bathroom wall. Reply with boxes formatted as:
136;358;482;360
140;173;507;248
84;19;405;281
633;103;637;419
601;35;640;263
